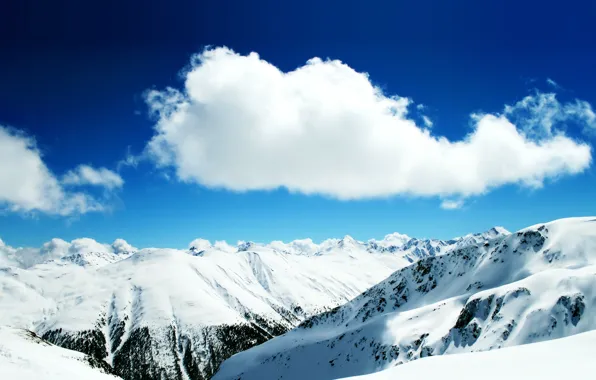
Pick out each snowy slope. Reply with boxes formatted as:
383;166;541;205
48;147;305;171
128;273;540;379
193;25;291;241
0;326;119;380
214;217;596;380
0;228;505;380
340;329;596;380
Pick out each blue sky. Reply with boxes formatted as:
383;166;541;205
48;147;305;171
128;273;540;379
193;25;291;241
1;0;595;248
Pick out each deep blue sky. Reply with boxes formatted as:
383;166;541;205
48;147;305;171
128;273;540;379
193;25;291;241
1;0;595;248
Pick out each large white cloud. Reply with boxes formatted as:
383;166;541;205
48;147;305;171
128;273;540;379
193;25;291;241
0;126;123;215
144;47;592;200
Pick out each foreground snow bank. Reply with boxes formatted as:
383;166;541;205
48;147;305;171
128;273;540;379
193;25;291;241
341;330;596;379
0;326;120;380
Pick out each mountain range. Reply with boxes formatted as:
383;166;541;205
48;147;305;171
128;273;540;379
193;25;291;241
214;217;596;379
3;219;595;379
0;226;506;379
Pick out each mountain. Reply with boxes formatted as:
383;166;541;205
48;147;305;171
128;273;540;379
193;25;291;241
339;329;596;380
214;217;596;380
0;237;137;269
0;326;119;380
0;228;507;380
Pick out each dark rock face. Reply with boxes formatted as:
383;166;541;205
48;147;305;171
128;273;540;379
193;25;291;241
556;294;585;326
42;316;289;380
42;327;107;360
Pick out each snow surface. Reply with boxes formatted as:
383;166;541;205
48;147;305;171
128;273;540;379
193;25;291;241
340;329;596;380
0;227;506;378
0;228;506;332
0;326;119;380
214;217;596;380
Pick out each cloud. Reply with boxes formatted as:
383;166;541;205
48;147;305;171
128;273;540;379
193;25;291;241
504;92;596;138
143;47;593;201
440;199;464;210
0;126;120;215
422;115;433;128
546;78;560;88
117;146;141;170
62;165;124;190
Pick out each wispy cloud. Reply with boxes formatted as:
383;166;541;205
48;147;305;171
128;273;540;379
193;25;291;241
546;78;560;89
440;199;464;210
62;165;123;190
504;91;596;138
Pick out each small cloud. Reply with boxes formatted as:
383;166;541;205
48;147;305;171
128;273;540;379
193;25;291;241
416;104;426;110
546;78;560;89
441;199;464;210
62;165;124;190
422;115;433;128
117;146;141;170
504;91;596;138
0;126;113;216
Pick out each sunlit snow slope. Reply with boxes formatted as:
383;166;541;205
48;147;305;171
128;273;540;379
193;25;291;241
215;217;596;380
0;326;120;380
339;330;596;380
0;229;503;379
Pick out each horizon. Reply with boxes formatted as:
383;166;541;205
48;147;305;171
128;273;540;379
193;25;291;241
6;217;593;250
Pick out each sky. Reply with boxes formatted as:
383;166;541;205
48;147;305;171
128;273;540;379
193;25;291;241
1;0;595;248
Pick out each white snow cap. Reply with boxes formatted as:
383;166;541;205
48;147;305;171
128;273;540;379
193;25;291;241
189;238;212;252
372;232;411;247
68;238;110;255
111;239;137;254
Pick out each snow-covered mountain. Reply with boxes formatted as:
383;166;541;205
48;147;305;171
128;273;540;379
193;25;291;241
339;329;596;380
214;217;596;380
0;326;120;380
0;228;506;380
0;237;137;268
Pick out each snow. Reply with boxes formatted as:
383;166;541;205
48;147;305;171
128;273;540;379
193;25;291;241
0;326;119;380
0;225;509;377
340;329;596;379
0;227;506;332
0;237;136;269
214;216;596;380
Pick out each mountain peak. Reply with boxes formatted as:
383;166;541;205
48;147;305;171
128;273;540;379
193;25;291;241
338;235;360;248
188;238;212;253
487;226;510;236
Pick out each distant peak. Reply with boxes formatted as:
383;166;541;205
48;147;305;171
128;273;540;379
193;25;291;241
486;226;510;236
112;238;137;254
338;235;359;247
237;241;255;252
188;238;212;252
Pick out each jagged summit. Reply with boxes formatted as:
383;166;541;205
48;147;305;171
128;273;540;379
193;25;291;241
183;226;510;259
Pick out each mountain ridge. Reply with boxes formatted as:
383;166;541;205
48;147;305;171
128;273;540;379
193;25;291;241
0;225;509;379
214;217;596;380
